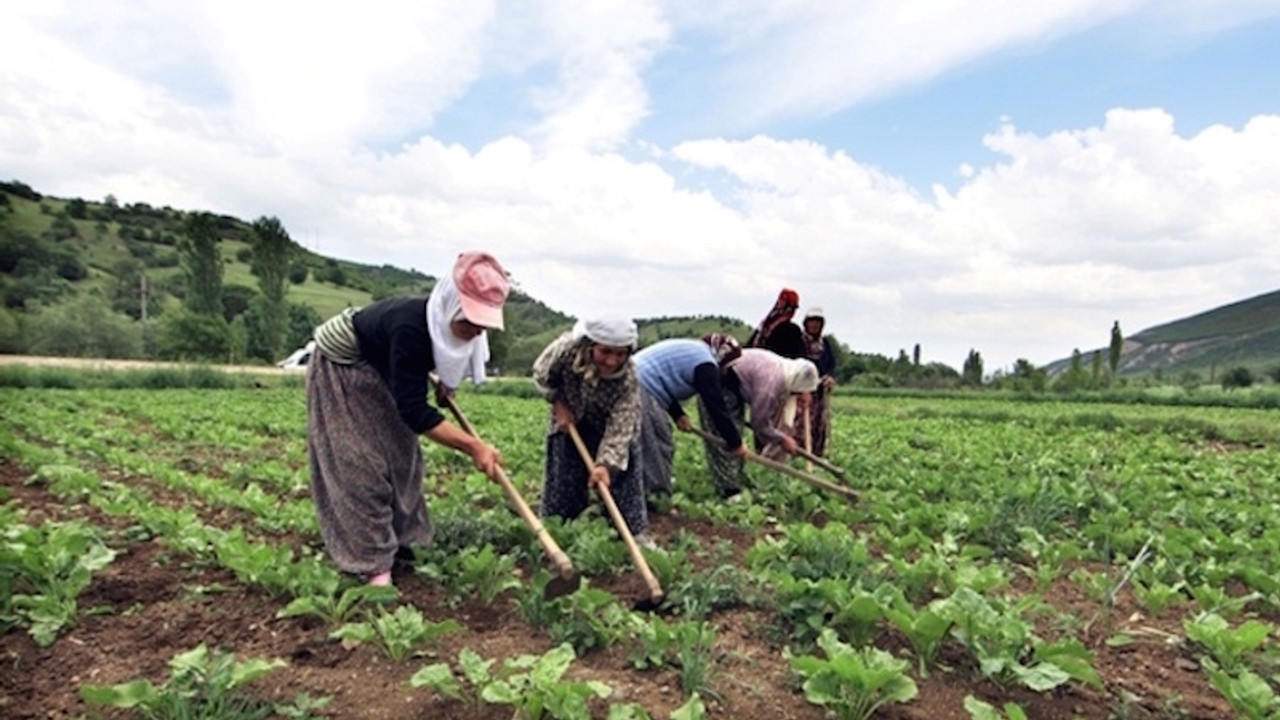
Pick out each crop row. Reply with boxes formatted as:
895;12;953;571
3;386;1279;718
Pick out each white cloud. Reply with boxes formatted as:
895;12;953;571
189;1;496;153
527;0;670;151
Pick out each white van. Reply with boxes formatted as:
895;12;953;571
277;340;316;371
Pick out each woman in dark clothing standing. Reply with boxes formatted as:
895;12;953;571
797;307;838;457
747;287;806;359
307;252;509;587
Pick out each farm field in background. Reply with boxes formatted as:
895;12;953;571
3;386;1279;719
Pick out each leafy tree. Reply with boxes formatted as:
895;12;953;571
67;198;88;219
0;306;23;353
0;231;42;273
1108;321;1123;381
286;302;322;353
1221;367;1254;391
221;284;258;323
288;262;308;284
912;343;921;366
962;349;983;387
3;260;75;309
249;216;294;361
179;213;224;316
1054;349;1087;393
1090;350;1103;389
996;359;1047;392
50;248;87;281
26;293;143;358
318;261;348;287
155;308;231;362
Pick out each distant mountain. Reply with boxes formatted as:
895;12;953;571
1046;289;1280;378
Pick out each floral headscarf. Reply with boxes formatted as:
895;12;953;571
702;333;743;367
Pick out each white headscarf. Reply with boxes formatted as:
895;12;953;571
780;357;819;428
571;315;638;349
781;358;820;393
569;314;637;385
426;272;490;390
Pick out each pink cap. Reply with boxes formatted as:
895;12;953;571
453;252;509;330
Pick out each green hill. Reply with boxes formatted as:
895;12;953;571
0;181;750;372
1043;289;1280;380
1118;289;1280;376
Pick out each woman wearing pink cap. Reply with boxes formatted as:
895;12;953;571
307;251;509;586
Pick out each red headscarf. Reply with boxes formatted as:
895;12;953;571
748;288;800;348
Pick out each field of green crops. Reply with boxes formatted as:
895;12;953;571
3;384;1279;720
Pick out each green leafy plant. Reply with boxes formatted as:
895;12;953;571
413;645;650;720
1131;576;1185;616
331;604;462;661
1190;583;1263;619
410;646;495;715
276;583;399;627
964;695;1029;720
787;628;918;720
670;693;708;720
662;562;760;620
479;643;612;720
769;574;891;651
746;522;878;581
630;618;721;700
3;518;116;646
513;569;561;630
946;588;1100;691
417;543;522;606
27;463;102;500
885;594;954;677
1184;612;1274;673
513;580;640;655
273;692;332;719
562;520;630;577
79;644;290;720
1205;663;1280;720
214;528;313;598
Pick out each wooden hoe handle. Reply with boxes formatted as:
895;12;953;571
442;394;575;579
688;426;857;502
565;423;663;601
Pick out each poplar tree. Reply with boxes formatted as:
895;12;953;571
1108;321;1123;382
249;216;294;361
179;213;223;316
962;349;984;386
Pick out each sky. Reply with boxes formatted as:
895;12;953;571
3;1;1280;373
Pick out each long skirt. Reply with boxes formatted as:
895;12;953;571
540;427;648;536
697;387;750;499
637;390;675;498
307;351;433;576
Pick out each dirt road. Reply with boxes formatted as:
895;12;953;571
0;354;294;376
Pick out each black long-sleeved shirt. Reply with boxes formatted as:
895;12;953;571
351;296;445;434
